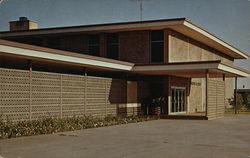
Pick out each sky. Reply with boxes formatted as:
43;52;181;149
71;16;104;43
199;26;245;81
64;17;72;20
0;0;249;88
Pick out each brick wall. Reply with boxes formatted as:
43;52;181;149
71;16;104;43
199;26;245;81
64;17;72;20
119;31;150;63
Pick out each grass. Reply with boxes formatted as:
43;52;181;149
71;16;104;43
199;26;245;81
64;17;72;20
225;108;250;114
0;115;158;139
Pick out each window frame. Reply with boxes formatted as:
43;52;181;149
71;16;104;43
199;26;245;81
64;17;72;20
88;34;100;56
169;86;187;114
150;30;164;63
106;33;119;60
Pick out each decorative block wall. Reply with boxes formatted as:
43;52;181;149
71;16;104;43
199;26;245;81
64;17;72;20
0;68;128;122
207;79;225;120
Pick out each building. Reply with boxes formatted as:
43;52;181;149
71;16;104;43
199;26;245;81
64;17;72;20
0;17;249;121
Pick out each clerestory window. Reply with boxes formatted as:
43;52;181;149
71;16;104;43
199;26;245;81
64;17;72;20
151;30;164;63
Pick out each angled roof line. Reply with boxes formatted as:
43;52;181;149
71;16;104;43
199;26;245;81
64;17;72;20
0;39;134;71
0;17;186;33
0;18;248;59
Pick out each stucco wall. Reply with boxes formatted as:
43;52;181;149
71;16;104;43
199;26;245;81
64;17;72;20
169;30;233;65
189;77;233;113
189;78;205;113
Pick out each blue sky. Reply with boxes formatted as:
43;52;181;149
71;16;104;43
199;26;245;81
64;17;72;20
0;0;249;88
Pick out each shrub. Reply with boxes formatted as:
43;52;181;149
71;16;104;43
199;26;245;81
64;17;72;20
0;115;158;139
227;93;249;111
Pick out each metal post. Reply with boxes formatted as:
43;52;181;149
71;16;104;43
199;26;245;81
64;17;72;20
84;67;87;116
60;74;62;119
105;79;107;116
234;77;237;114
28;60;32;121
205;70;209;117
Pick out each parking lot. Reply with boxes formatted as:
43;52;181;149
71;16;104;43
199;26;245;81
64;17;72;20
0;115;249;158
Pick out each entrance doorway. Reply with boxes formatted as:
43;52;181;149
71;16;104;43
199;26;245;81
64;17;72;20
170;87;187;114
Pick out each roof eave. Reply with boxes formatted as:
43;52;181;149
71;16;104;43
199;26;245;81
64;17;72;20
0;40;134;71
0;18;248;59
133;61;250;78
182;20;248;59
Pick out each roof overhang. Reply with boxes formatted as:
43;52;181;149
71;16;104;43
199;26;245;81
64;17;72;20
0;40;249;78
133;61;250;78
0;40;134;71
0;18;248;59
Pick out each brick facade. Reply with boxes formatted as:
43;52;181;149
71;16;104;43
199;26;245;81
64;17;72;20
119;31;150;63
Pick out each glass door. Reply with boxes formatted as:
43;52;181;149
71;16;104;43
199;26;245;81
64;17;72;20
170;87;187;114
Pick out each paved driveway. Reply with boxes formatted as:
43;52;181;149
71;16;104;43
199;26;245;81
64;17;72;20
0;115;249;158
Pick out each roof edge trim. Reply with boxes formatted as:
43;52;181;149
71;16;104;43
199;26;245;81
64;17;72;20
0;44;134;71
183;20;248;59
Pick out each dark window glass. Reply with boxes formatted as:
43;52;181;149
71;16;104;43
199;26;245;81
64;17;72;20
88;35;100;56
151;42;163;62
47;37;61;49
106;33;119;60
107;45;119;59
151;30;164;41
31;38;43;47
151;30;164;63
89;35;99;45
107;34;118;43
89;46;99;56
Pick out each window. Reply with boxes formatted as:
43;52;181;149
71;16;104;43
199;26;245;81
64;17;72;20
106;33;119;60
171;87;187;113
151;30;164;63
88;35;100;56
47;37;61;49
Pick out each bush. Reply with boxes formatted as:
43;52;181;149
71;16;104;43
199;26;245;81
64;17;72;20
0;115;158;139
227;93;250;111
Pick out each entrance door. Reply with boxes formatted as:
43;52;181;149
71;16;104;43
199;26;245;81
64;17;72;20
170;87;187;114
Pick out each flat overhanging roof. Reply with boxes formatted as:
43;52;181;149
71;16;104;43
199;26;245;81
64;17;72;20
0;40;249;78
0;40;134;71
0;18;248;59
133;61;250;78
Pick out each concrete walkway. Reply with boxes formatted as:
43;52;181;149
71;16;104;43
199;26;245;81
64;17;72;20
0;115;249;158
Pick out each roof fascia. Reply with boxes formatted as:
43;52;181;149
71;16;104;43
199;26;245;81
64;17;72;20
218;63;250;77
183;20;249;59
133;62;249;77
0;19;184;37
0;44;134;71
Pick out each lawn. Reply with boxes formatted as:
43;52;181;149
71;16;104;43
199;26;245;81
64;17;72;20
225;108;250;114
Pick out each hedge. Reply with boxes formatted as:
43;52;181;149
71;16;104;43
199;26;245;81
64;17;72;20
0;115;158;139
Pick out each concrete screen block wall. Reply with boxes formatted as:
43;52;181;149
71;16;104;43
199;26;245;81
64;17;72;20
168;30;233;64
0;68;131;122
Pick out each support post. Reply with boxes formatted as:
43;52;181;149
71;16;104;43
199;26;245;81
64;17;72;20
60;74;62;119
223;74;225;114
234;77;237;114
205;70;209;117
84;67;87;116
105;79;108;116
28;60;32;121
